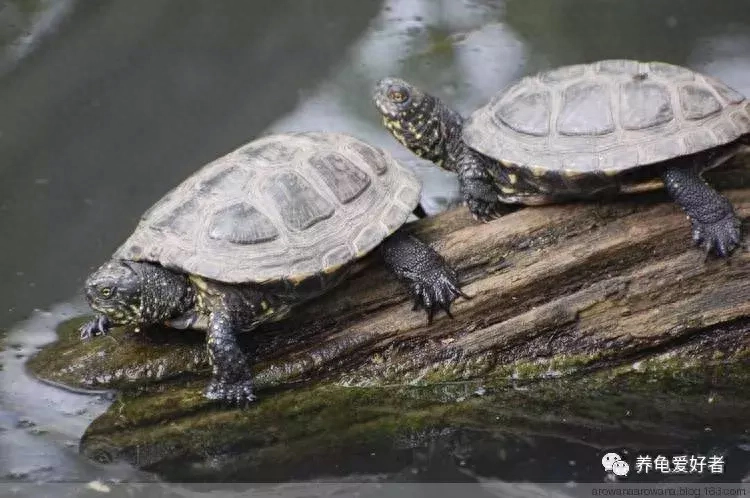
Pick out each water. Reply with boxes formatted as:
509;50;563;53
1;0;750;486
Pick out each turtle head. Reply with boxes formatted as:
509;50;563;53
84;260;193;328
84;260;144;326
373;77;431;125
373;77;464;171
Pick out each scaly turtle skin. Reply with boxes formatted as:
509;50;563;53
79;132;469;404
373;59;750;257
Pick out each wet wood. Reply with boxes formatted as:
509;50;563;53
29;156;750;393
246;156;750;388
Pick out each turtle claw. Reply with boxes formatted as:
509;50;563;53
691;213;742;258
205;378;257;405
441;301;454;319
466;198;504;223
409;265;471;325
426;308;435;326
79;315;111;340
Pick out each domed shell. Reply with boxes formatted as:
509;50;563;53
463;59;750;173
114;132;421;284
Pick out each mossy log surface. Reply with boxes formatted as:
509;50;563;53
28;158;750;474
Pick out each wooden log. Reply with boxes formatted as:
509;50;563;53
27;156;750;472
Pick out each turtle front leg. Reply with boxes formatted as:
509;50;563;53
204;308;257;404
381;232;471;324
79;314;111;340
662;162;742;257
457;149;509;221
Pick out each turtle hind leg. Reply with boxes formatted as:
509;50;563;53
662;159;742;257
381;231;471;324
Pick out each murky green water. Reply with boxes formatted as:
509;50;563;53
2;0;750;487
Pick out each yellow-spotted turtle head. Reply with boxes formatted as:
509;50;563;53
373;77;429;123
373;77;461;169
84;260;145;326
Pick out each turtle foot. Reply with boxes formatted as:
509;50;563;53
467;198;507;222
691;213;742;258
408;264;472;324
79;315;111;340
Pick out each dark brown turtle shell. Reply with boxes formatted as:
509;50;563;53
113;132;421;284
463;60;750;174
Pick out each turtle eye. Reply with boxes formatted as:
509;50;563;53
99;286;114;298
388;87;409;104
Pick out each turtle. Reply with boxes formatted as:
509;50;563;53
373;59;750;257
79;132;469;404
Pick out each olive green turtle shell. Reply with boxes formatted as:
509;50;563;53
463;59;750;173
114;132;421;284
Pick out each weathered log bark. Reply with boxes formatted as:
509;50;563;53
27;156;750;474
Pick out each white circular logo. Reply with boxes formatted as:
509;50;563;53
601;452;621;471
612;460;630;477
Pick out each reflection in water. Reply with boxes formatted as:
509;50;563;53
269;0;524;214
0;300;151;485
691;33;750;94
503;0;750;82
0;0;76;78
2;0;750;485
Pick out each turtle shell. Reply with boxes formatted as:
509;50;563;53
463;59;750;173
114;132;421;284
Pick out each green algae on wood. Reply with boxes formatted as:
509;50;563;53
77;361;750;477
27;317;209;391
